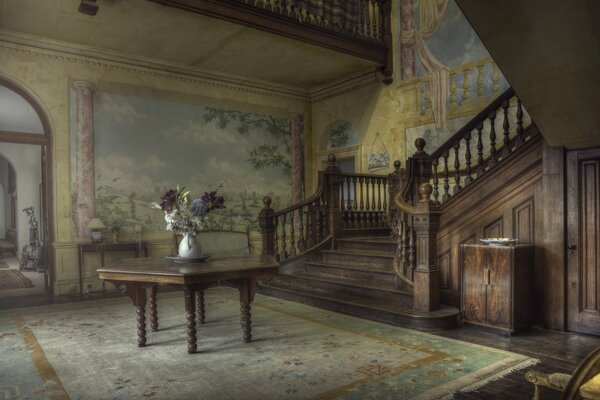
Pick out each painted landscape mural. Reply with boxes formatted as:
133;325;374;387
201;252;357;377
70;90;301;238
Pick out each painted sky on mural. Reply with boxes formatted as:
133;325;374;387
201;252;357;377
71;91;294;234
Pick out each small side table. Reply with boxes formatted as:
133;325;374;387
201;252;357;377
78;242;148;295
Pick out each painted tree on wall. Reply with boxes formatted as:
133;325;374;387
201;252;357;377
204;108;304;205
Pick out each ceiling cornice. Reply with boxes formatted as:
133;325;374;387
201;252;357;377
0;30;311;103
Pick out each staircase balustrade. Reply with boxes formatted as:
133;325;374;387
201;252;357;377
260;154;392;261
390;87;536;312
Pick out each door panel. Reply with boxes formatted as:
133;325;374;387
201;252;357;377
486;247;510;328
462;246;486;323
567;149;600;335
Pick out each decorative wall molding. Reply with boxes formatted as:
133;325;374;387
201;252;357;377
310;69;381;103
0;30;311;103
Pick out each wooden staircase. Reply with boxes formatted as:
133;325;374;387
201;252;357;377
259;235;459;330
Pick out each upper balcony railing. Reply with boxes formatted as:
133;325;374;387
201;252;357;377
149;0;393;82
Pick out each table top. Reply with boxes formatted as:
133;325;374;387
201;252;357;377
98;254;279;284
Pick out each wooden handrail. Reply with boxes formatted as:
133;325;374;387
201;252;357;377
429;88;515;160
271;172;324;218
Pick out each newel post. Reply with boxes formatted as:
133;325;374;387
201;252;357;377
259;196;275;256
405;138;433;203
412;183;441;312
324;154;343;248
388;160;406;237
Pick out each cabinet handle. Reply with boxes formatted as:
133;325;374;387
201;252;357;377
483;268;490;285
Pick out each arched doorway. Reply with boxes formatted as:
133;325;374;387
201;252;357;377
0;76;54;297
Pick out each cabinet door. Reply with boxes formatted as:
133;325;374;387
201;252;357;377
462;246;486;323
486;247;511;329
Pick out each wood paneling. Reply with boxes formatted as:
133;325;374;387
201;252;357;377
437;134;543;308
438;251;450;289
484;217;503;238
513;197;534;243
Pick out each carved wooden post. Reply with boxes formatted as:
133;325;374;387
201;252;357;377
259;196;275;256
388;160;406;238
324;154;343;249
412;183;440;312
405;138;433;204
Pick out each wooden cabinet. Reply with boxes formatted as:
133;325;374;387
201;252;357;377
461;244;534;334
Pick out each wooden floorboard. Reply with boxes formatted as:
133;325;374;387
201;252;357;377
1;293;599;399
433;325;600;399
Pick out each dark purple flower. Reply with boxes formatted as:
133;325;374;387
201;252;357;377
201;190;225;211
160;189;178;213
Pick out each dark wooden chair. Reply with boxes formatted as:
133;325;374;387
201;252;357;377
525;346;600;399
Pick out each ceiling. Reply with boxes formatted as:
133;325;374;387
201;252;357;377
0;0;380;90
457;0;600;150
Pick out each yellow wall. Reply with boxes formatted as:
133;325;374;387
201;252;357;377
0;40;311;295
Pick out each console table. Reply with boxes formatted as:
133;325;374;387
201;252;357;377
98;254;279;354
78;241;147;295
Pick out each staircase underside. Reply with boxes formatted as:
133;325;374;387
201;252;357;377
259;236;459;331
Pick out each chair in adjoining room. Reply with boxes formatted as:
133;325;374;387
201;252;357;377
525;346;600;399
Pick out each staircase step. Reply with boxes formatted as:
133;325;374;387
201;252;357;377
304;261;395;284
336;237;398;253
270;273;411;305
258;284;459;331
321;250;394;266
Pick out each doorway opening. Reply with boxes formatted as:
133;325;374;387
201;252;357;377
0;77;53;299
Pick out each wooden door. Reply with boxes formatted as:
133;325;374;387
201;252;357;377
462;245;486;324
486;246;511;329
567;149;600;335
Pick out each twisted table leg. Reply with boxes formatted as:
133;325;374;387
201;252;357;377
184;287;197;354
136;304;146;347
240;301;251;343
147;286;158;332
196;289;205;324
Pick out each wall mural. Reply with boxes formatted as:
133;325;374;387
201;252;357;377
321;120;359;150
70;90;301;238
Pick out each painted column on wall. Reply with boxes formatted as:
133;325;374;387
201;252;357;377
400;0;416;79
73;80;96;237
290;112;305;204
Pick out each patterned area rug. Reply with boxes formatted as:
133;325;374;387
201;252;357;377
0;269;33;289
0;288;538;399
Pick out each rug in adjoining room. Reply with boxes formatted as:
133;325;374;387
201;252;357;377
0;269;33;289
1;287;539;400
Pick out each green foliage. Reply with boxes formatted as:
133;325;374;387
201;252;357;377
204;107;292;174
329;121;352;148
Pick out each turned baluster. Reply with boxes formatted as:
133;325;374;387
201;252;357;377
370;0;377;38
280;214;287;260
516;97;525;147
450;72;457;106
432;158;440;205
492;63;500;94
364;177;371;227
464;131;473;185
318;204;325;241
476;64;485;100
462;68;471;104
476;121;484;176
307;203;314;247
289;211;296;257
502;99;511;157
442;150;451;203
353;176;359;228
271;215;279;260
400;213;408;267
298;207;305;252
381;178;388;224
370;176;377;227
359;176;365;228
453;141;461;195
424;80;432;112
488;109;498;168
408;222;416;278
346;176;353;228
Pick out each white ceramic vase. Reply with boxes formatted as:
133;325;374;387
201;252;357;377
178;232;202;258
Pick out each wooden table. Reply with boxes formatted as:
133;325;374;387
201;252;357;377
98;254;279;354
78;241;148;295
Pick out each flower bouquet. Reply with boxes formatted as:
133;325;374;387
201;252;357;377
154;184;225;259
